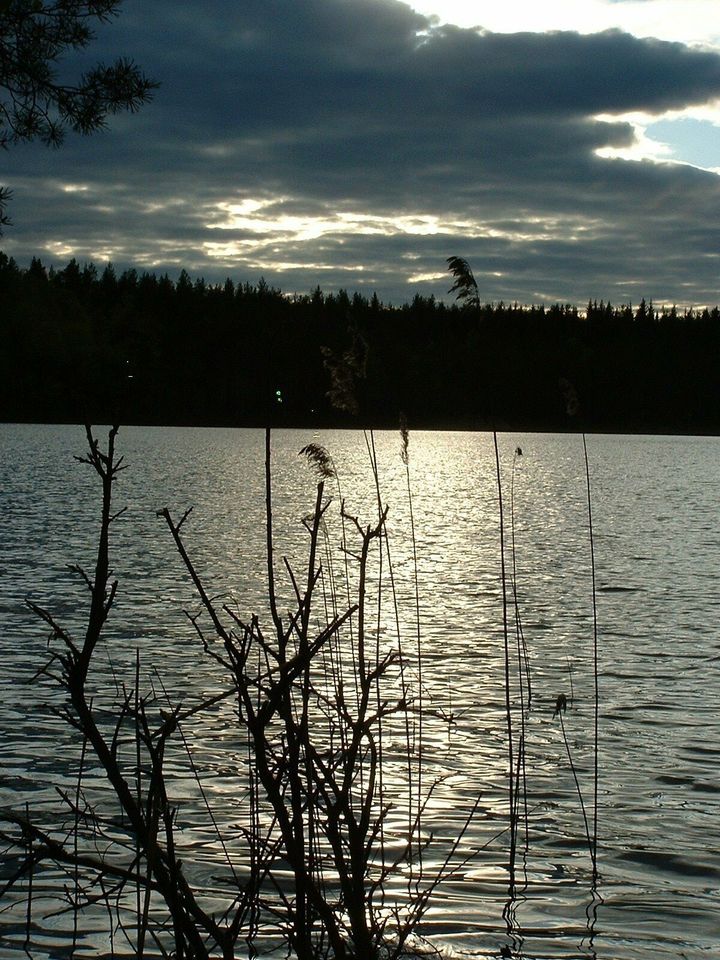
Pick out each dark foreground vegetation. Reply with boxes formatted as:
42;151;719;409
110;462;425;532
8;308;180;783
0;426;484;958
3;252;720;433
0;426;600;958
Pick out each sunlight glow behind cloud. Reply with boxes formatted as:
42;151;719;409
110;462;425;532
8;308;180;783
408;0;720;173
408;0;720;48
5;0;720;306
412;0;720;172
208;203;459;242
594;102;720;171
410;0;720;172
206;201;592;254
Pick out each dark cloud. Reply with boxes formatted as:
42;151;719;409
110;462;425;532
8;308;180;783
3;0;720;306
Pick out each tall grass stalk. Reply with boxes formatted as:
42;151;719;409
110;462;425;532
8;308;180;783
582;433;599;880
509;446;531;870
555;698;594;862
364;428;417;892
400;418;424;892
493;432;517;930
510;447;532;708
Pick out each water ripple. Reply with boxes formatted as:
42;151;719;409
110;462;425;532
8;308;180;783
1;425;718;959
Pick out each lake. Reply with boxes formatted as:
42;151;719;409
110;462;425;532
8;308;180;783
0;424;718;959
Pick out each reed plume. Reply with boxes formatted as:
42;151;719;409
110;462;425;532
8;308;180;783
300;442;336;479
446;255;480;309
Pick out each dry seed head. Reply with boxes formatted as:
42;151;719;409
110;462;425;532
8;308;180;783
299;443;336;479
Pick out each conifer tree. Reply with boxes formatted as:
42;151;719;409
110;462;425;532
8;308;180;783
0;1;156;228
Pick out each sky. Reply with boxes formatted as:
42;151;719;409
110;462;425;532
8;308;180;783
3;0;720;307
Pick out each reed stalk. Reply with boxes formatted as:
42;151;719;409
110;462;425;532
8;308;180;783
582;433;599;880
493;433;516;896
400;418;424;893
555;698;594;862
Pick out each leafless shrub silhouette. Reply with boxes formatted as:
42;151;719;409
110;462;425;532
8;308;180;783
1;426;480;960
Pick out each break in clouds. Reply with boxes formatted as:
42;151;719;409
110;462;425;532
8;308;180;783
4;0;720;306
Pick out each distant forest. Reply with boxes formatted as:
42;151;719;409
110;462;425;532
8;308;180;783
2;252;720;434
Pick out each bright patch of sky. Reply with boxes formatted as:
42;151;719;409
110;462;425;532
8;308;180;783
210;202;451;239
410;0;720;173
646;117;720;172
7;0;720;305
206;203;573;251
407;0;720;47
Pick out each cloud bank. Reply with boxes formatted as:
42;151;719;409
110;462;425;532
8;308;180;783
3;0;720;306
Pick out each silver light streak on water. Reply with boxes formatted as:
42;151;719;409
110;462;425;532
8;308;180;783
0;424;718;959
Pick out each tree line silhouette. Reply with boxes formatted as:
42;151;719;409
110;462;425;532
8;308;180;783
2;251;719;433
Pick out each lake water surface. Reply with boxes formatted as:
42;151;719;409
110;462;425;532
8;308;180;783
0;424;718;959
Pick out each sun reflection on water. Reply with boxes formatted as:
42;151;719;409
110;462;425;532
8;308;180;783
0;425;719;958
